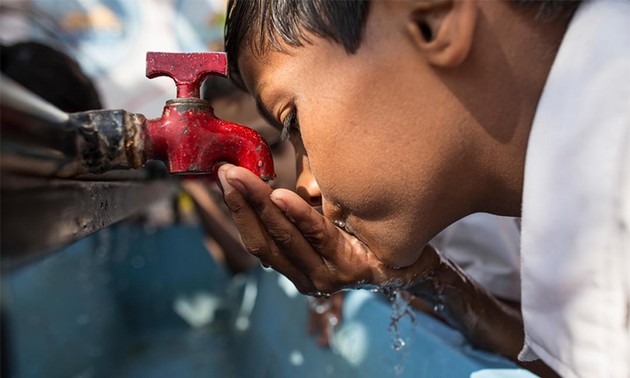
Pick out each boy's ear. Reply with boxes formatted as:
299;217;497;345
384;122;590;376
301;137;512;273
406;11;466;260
406;0;478;68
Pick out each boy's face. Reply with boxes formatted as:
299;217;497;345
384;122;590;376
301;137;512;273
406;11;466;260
237;6;477;268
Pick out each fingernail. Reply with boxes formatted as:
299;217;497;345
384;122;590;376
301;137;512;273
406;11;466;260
218;167;246;196
216;172;225;193
217;168;230;192
270;192;287;212
227;177;247;195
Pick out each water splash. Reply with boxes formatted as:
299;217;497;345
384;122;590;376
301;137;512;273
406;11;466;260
386;289;416;352
354;284;416;375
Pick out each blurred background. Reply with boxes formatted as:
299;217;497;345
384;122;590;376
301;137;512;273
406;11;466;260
0;1;524;377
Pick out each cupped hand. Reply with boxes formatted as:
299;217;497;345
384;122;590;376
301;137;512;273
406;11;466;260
218;164;437;295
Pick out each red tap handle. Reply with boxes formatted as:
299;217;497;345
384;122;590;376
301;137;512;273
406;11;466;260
146;52;227;98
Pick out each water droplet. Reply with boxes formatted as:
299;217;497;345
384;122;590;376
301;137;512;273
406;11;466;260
332;219;346;229
433;303;445;312
327;314;339;327
289;350;304;366
316;302;331;314
309;291;331;298
354;283;382;292
392;337;406;351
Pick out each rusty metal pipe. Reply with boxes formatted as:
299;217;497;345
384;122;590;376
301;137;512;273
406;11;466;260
1;75;73;152
1;75;144;177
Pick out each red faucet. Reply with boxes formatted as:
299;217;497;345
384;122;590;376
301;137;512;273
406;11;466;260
144;52;275;181
0;51;274;180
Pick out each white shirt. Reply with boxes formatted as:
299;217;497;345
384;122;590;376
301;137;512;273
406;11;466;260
432;214;522;302
519;1;630;377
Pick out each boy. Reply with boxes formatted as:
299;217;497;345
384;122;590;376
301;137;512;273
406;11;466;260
217;1;629;377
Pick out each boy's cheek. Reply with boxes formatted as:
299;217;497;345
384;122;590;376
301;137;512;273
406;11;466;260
349;217;427;269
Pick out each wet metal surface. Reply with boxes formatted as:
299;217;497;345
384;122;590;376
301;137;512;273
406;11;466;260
1;75;146;177
0;173;177;269
67;109;146;174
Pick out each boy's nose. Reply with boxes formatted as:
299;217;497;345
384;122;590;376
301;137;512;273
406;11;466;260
295;160;322;208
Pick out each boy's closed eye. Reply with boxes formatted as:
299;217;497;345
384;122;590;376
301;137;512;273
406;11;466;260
253;97;301;141
281;109;300;142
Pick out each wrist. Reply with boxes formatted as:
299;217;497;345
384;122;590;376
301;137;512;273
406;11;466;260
405;245;481;329
404;245;524;358
404;245;461;300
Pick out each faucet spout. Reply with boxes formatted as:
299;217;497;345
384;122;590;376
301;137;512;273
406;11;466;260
145;99;275;181
143;51;275;181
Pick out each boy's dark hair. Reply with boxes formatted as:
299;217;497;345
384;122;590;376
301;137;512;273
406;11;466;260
515;0;581;20
224;0;578;89
225;0;370;89
202;75;244;102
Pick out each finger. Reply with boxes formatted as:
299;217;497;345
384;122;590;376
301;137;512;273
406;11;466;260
270;189;360;262
270;189;345;257
218;165;315;292
272;189;383;292
219;165;271;256
225;167;330;278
